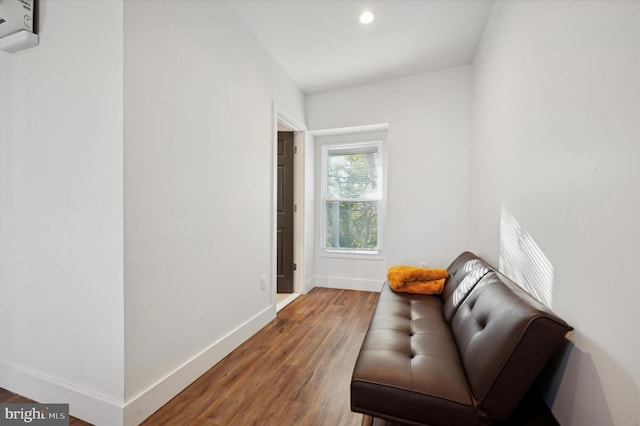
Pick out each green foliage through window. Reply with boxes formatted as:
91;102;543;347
326;201;378;249
323;142;382;252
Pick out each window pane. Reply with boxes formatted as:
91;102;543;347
327;148;380;199
326;201;378;250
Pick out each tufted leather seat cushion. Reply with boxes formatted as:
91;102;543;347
351;284;479;425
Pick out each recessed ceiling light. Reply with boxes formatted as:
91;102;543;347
359;10;375;25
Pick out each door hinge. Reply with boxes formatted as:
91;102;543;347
293;263;297;271
294;146;298;154
293;204;298;213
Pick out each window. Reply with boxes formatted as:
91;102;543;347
319;132;386;257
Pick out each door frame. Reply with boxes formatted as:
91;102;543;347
272;103;307;307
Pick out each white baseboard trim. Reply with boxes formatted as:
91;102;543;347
305;276;316;293
1;305;276;426
0;360;124;425
314;276;384;292
123;305;275;425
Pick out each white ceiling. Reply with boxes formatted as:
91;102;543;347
227;0;494;94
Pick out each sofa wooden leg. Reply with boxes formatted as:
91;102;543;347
361;414;374;426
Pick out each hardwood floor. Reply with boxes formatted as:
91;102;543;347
1;287;378;425
142;287;379;425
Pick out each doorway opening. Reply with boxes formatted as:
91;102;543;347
276;128;298;311
274;110;305;313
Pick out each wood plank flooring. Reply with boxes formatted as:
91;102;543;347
1;287;379;425
142;287;378;425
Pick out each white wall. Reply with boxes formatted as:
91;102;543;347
122;1;305;423
307;67;472;290
471;1;640;425
0;0;125;423
1;1;305;424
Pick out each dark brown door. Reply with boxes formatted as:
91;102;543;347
277;131;294;293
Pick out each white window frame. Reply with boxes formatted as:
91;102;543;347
317;130;387;259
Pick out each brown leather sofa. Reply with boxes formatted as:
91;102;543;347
351;252;572;425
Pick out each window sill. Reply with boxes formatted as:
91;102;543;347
320;249;384;261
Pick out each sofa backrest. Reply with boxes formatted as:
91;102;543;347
450;272;573;421
443;252;492;323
